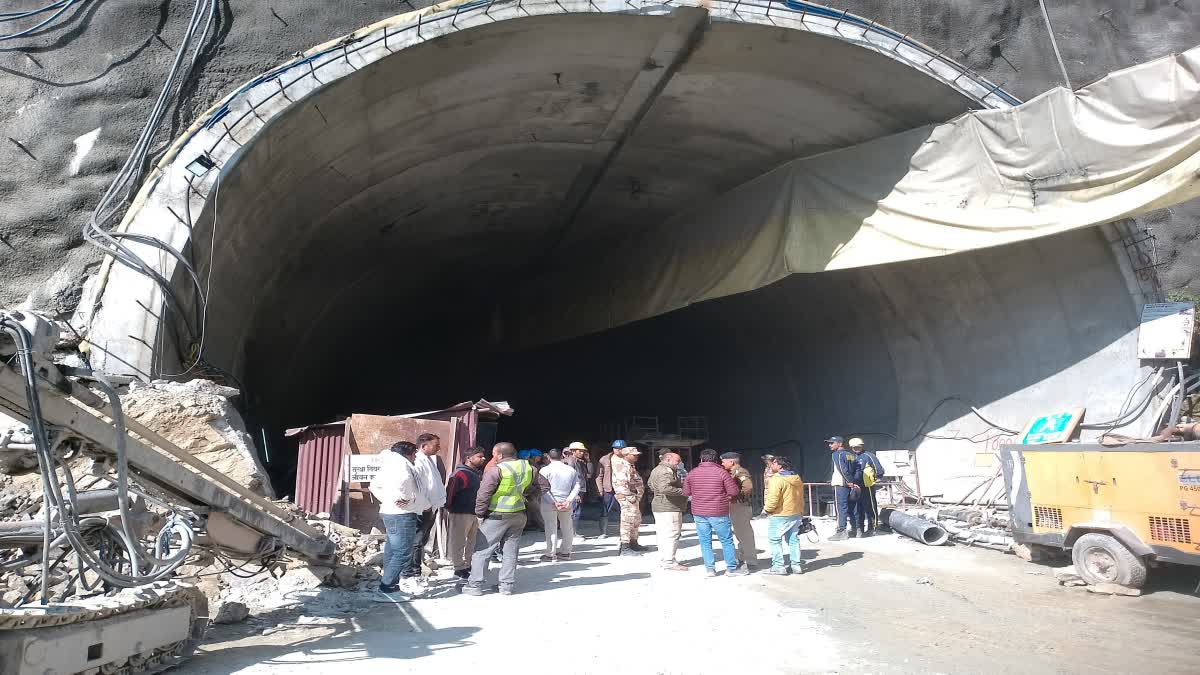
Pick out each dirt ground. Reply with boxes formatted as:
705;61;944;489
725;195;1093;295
173;517;1200;675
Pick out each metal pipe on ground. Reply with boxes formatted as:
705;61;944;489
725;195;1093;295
883;508;949;546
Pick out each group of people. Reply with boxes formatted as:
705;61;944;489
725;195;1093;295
825;436;885;540
370;435;818;596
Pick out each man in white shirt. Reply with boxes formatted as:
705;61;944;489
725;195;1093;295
410;433;448;581
539;449;580;561
368;441;429;594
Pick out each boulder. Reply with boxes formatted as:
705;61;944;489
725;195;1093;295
120;380;273;497
212;599;250;624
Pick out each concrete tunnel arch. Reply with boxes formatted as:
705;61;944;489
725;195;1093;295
83;0;1154;497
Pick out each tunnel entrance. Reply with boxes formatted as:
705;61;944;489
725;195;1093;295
86;3;1146;498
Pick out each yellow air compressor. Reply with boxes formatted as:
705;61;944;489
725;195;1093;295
1000;442;1200;588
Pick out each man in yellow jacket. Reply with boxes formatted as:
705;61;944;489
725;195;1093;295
762;456;806;575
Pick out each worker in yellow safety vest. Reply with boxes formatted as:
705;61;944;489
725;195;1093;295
463;442;543;596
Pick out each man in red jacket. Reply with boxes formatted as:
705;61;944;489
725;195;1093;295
684;449;748;577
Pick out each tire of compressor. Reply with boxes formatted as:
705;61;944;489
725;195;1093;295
1071;532;1148;589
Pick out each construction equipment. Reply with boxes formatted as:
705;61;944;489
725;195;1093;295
1000;442;1200;589
0;311;334;673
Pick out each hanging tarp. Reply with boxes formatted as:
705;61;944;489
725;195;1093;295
497;45;1200;348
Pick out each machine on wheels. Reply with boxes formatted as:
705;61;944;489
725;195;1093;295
0;311;334;673
1001;442;1200;588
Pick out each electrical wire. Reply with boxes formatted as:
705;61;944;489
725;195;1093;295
161;172;219;378
1;319;193;590
82;0;219;373
0;0;72;21
0;0;78;41
852;396;1021;445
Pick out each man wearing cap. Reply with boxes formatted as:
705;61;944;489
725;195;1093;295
445;446;488;580
851;438;885;536
563;442;590;533
649;450;688;571
611;444;646;555
721;452;758;570
595;440;624;538
827;436;863;541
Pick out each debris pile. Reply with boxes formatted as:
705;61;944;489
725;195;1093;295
313;518;385;568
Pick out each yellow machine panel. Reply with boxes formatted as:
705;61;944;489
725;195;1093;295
1006;443;1200;564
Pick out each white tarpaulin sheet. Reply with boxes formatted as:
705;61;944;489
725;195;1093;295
497;46;1200;348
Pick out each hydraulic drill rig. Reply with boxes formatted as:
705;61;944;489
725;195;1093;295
0;310;335;674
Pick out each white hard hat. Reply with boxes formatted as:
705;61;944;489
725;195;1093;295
848;437;864;447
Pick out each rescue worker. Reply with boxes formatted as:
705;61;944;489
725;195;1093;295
827;436;863;541
721;452;758;570
563;441;590;532
411;433;447;581
648;450;688;571
611;444;646;555
684;449;745;576
763;455;805;575
369;441;427;595
519;449;546;532
463;442;540;596
850;437;885;536
595;440;624;538
445;446;488;579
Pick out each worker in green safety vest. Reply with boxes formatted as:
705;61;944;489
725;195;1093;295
462;442;545;596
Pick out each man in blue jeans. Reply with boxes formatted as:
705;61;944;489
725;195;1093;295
368;441;430;594
595;440;625;538
683;448;747;577
763;456;806;575
827;436;863;541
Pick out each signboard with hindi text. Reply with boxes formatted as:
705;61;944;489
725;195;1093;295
345;454;385;483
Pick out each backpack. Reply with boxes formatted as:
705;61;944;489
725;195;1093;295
861;453;885;487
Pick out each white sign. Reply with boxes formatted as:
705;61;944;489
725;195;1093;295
345;455;385;483
1137;302;1196;360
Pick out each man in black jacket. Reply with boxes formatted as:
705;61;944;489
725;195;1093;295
445;447;488;579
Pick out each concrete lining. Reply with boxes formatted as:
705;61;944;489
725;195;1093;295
62;0;1165;498
84;0;1008;379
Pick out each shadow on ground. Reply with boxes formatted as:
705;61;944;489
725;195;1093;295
188;597;479;668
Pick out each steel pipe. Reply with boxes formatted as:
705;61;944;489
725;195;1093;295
884;508;949;546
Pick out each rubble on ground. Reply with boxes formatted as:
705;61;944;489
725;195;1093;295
175;512;386;621
120;379;274;497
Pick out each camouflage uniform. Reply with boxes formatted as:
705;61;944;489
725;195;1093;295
611;454;644;544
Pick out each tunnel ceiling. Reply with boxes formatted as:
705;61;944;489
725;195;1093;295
190;10;977;398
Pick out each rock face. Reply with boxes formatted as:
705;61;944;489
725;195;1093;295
120;379;273;497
